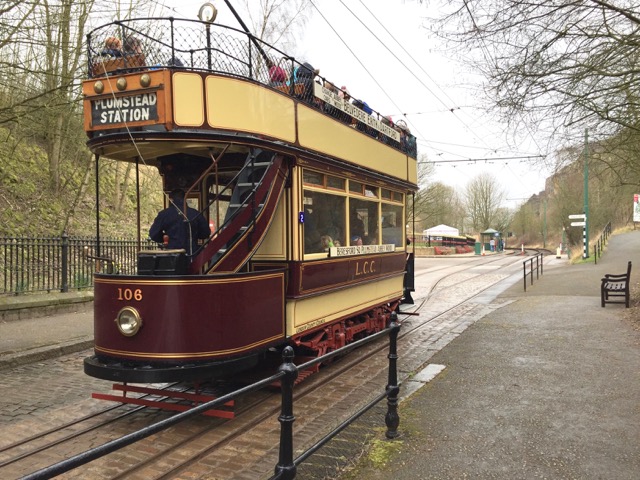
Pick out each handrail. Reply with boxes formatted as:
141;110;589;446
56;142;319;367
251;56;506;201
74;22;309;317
593;221;612;265
523;252;544;292
21;313;402;479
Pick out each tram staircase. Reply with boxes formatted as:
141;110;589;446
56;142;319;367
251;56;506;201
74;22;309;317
189;149;287;274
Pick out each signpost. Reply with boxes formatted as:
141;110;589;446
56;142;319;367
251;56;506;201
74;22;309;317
569;213;588;258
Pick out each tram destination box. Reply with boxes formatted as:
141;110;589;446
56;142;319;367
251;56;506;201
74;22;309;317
137;250;187;276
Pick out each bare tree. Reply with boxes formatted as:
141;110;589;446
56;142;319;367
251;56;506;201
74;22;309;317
464;172;505;231
429;0;640;176
238;0;311;49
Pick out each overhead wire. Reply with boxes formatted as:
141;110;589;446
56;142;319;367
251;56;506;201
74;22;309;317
331;0;538;160
307;0;427;147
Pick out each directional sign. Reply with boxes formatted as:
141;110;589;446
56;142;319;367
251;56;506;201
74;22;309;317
568;214;586;219
571;221;586;227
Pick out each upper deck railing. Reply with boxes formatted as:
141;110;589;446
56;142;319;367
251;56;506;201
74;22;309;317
87;18;417;158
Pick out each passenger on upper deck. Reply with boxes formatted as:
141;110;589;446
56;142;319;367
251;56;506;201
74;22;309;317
339;86;351;104
149;189;210;256
123;36;146;68
267;58;288;85
395;120;417;157
101;37;122;58
296;62;320;106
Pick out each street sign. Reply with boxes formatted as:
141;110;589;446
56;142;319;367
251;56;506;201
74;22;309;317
571;221;586;227
568;214;586;219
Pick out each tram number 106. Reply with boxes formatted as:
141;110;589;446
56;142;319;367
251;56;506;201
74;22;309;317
117;288;143;301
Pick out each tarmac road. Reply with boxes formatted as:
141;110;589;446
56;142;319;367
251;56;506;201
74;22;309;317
343;231;640;479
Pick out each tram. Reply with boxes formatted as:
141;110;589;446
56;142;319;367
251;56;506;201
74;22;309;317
81;9;418;385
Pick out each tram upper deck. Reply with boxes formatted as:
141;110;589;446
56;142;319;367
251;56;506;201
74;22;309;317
82;17;418;188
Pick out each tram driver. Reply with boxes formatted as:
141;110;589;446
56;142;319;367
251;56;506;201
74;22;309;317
149;189;210;256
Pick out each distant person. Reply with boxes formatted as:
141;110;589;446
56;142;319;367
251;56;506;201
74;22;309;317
490;238;495;252
149;189;210;256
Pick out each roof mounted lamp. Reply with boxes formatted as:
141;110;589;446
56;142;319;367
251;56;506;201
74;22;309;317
198;3;218;23
199;3;218;70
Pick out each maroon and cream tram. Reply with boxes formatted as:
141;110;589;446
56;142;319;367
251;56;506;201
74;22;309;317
81;12;418;386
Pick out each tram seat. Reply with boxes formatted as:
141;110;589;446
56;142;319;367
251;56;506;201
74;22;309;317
137;249;187;276
91;54;146;76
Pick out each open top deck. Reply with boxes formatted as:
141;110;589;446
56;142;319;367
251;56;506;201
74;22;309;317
83;17;418;189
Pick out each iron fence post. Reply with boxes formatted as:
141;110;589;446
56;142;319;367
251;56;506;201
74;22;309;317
385;312;401;439
61;232;69;293
274;346;298;480
530;258;534;286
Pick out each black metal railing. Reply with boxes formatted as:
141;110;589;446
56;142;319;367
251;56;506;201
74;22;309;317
21;315;402;480
523;252;544;292
0;234;155;295
593;221;612;265
86;18;417;158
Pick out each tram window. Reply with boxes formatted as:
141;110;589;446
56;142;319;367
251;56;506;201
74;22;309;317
206;181;230;233
303;170;323;186
349;180;363;195
364;185;378;198
381;204;404;247
382;188;404;203
350;198;379;245
327;175;345;190
303;190;346;254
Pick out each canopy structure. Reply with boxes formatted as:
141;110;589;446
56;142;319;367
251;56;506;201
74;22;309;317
423;224;459;237
480;228;502;251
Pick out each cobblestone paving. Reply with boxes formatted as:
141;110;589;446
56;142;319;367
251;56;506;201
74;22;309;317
0;256;523;479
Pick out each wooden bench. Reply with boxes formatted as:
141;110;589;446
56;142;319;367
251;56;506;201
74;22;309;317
601;261;632;308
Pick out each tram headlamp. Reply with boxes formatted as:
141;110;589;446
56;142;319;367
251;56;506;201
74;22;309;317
198;3;218;23
115;307;142;337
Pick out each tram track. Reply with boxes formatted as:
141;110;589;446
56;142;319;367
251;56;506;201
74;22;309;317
117;251;547;479
1;252;546;479
0;384;208;472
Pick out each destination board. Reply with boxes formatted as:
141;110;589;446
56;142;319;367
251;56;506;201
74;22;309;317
313;83;401;142
91;92;158;126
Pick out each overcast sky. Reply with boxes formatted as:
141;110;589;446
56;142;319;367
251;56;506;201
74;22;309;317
167;0;550;207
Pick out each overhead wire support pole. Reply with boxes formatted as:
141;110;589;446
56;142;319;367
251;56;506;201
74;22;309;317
584;128;589;258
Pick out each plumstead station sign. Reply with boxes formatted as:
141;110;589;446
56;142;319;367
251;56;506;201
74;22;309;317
91;92;158;126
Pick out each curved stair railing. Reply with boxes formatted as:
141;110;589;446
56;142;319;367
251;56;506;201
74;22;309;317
189;149;287;274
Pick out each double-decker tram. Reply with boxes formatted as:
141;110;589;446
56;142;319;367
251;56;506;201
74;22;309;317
81;10;418;393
